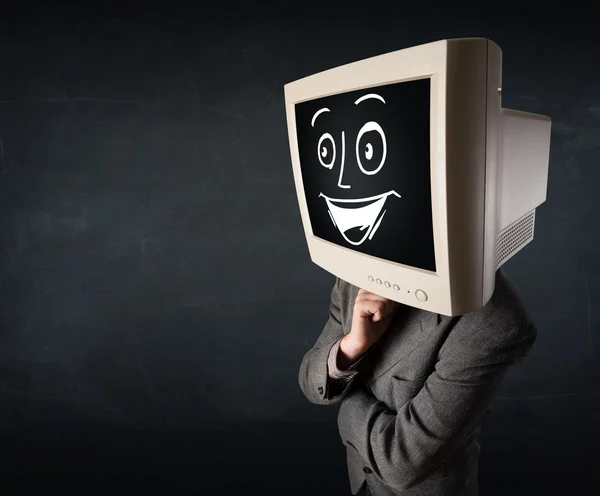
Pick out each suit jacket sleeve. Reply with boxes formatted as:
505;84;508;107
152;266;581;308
337;315;537;490
298;278;361;405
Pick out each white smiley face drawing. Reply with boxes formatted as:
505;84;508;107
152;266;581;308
311;93;401;246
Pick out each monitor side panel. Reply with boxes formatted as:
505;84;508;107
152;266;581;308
445;38;489;315
494;108;551;269
498;109;551;230
482;40;503;307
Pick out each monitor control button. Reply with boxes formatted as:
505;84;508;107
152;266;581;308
376;278;382;285
393;284;400;291
415;289;428;302
368;275;374;282
384;281;390;288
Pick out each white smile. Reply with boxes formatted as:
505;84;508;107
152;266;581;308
319;190;401;246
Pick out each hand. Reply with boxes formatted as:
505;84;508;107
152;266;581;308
338;289;400;367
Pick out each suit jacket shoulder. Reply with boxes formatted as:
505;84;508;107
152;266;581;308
446;270;537;365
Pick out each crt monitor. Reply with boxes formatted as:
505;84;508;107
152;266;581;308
284;38;551;316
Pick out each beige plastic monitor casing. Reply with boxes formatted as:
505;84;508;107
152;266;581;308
284;38;550;316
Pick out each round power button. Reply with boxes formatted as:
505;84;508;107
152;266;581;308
393;284;400;291
415;289;428;302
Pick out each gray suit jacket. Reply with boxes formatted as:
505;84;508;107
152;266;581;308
298;270;536;495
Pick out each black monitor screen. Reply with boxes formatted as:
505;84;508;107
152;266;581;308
294;78;436;272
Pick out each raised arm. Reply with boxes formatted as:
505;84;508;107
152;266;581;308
298;278;359;405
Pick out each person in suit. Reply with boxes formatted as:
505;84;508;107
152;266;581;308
298;270;536;495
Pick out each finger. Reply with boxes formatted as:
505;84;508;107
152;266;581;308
357;291;398;316
361;296;395;316
373;312;394;323
357;288;373;298
359;300;386;319
358;292;387;306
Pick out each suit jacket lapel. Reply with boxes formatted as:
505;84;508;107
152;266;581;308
358;302;440;385
343;282;440;384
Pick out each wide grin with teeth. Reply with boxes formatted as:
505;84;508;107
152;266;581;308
318;190;401;246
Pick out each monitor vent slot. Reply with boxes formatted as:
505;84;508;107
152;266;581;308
496;211;536;268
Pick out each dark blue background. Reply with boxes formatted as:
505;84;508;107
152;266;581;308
0;1;598;494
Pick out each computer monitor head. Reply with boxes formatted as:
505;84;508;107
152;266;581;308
285;38;550;316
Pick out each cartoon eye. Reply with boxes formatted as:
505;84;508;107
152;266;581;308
356;121;386;175
317;132;336;169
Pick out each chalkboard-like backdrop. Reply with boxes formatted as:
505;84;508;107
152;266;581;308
0;3;598;494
